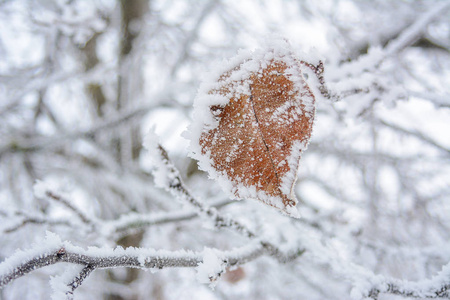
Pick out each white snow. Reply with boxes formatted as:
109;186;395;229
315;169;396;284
196;247;226;289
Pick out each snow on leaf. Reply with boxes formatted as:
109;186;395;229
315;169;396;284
188;39;315;218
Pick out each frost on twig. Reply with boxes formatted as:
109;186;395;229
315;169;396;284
366;261;450;299
295;228;450;300
0;232;271;293
50;264;94;300
103;199;234;239
2;210;71;234
324;2;450;118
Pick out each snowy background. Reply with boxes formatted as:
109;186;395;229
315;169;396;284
0;0;449;299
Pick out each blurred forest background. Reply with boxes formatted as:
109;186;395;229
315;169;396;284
0;0;449;299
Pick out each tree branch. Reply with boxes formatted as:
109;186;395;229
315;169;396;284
384;2;450;57
3;215;70;234
368;280;450;299
330;2;450;85
0;234;270;290
65;264;96;300
44;191;95;227
107;198;234;238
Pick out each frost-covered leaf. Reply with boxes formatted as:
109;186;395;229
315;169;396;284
188;40;316;218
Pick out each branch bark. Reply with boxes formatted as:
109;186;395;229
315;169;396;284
0;237;271;290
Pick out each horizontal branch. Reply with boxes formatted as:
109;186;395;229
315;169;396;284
0;64;113;117
106;198;234;237
2;196;234;238
0;233;287;290
367;263;450;299
3;216;70;234
369;282;450;299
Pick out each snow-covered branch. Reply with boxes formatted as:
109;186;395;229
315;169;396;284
383;2;450;58
367;262;450;299
105;199;233;238
0;233;276;295
368;282;449;299
335;1;450;79
296;229;450;300
323;1;450;118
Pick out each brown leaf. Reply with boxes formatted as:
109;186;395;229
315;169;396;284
224;266;245;284
191;45;316;217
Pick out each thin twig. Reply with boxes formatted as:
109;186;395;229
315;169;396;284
4;217;70;233
379;119;450;155
65;265;95;300
110;199;234;237
300;60;339;101
45;191;95;226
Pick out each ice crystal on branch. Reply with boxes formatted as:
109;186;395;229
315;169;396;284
188;40;317;217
